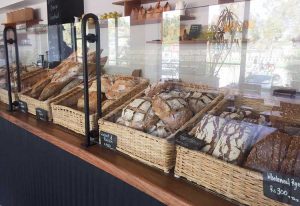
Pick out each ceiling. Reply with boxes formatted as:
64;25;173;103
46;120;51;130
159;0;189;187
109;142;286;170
0;0;46;14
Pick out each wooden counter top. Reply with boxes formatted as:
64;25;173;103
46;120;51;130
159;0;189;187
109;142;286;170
0;103;237;206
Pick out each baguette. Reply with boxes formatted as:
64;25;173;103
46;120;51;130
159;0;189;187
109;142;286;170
39;81;70;101
60;78;83;94
30;77;52;98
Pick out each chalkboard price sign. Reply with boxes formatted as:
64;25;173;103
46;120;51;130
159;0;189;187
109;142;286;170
263;172;300;205
36;108;49;122
100;131;117;150
18;101;28;113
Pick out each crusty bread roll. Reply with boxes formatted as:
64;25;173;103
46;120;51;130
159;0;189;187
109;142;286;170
144;81;176;98
152;90;193;131
77;91;98;113
105;79;136;99
101;76;112;93
116;97;159;131
77;81;102;113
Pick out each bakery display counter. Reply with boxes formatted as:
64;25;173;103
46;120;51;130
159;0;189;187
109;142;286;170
0;102;236;206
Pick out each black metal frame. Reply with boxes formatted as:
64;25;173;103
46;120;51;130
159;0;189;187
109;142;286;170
71;22;78;62
81;14;102;147
3;26;21;111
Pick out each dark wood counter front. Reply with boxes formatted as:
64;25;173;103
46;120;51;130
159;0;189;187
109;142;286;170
0;103;237;206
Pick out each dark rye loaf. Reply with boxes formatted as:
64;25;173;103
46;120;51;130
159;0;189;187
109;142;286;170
280;137;300;176
244;131;298;175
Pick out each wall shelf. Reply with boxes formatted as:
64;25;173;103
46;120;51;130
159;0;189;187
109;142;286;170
113;0;167;6
146;40;208;44
2;19;43;28
98;15;195;28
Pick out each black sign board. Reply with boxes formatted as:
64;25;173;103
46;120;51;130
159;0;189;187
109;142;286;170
100;131;117;150
47;0;84;25
47;0;61;25
18;101;28;113
36;108;49;122
263;172;300;205
175;131;206;151
189;24;202;39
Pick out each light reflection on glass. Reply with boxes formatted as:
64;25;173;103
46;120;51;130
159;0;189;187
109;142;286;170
108;18;117;65
245;0;300;95
117;16;130;66
207;2;245;89
161;10;180;81
108;16;131;66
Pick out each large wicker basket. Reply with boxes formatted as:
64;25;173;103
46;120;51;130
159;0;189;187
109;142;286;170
99;82;224;173
174;96;292;206
175;146;286;206
51;75;149;135
18;84;82;121
0;69;47;104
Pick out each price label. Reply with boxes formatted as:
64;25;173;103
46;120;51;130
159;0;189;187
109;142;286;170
100;131;117;150
18;101;28;113
36;108;49;122
263;172;300;205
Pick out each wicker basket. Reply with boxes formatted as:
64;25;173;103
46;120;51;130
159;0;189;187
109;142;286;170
174;96;292;205
175;146;286;206
208;95;273;115
51;75;149;135
18;83;82;121
0;88;18;104
99;82;224;173
0;69;47;104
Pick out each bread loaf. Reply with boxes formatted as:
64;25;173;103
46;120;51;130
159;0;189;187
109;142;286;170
77;81;99;113
60;78;83;94
220;106;270;126
77;91;99;113
144;81;176;98
244;131;292;173
152;90;193;131
51;62;83;83
187;92;217;114
39;81;69;101
280;136;300;176
105;79;136;100
212;121;256;165
30;77;52;98
101;76;112;93
147;120;171;138
195;115;228;154
116;97;160;132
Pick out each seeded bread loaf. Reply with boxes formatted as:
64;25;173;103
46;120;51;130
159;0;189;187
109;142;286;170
244;131;292;173
279;136;300;176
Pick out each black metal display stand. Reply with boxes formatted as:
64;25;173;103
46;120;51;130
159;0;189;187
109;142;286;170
3;26;21;111
81;14;102;147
